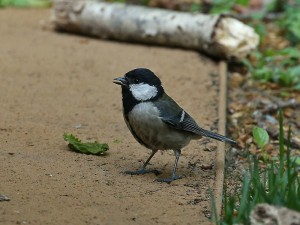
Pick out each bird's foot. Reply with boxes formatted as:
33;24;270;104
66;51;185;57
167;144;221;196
124;169;161;176
156;175;183;184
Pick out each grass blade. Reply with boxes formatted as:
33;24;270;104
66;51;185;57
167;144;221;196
209;189;220;225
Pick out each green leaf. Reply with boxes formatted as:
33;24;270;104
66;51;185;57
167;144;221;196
252;126;269;149
291;156;300;165
288;65;300;77
236;0;249;6
190;3;202;12
211;0;235;14
249;11;265;20
293;83;300;91
279;47;300;58
63;134;109;155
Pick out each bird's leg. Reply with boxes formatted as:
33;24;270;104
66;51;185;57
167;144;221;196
157;149;183;184
124;150;161;175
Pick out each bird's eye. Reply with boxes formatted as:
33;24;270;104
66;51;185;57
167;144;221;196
133;78;139;83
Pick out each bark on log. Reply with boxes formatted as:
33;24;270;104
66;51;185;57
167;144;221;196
52;0;259;60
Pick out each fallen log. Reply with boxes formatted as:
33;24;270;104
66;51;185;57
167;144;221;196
52;0;259;60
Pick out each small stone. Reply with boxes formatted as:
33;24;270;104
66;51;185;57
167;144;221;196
250;203;300;225
0;194;10;201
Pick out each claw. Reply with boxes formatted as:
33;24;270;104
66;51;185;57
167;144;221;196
156;149;183;184
156;175;183;184
124;169;161;176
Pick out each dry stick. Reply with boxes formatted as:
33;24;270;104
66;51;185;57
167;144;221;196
214;61;228;220
52;0;259;60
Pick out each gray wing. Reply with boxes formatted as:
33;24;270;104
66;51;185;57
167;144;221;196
153;93;205;134
154;93;236;144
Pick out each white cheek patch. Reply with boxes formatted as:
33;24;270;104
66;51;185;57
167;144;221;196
129;83;158;101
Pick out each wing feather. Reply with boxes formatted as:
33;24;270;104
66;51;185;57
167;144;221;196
154;93;236;145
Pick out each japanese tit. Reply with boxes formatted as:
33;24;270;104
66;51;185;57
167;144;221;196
113;68;236;183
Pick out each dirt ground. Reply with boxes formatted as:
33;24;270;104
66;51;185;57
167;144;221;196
0;9;225;225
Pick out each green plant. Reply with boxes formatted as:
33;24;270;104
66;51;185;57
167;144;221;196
253;125;270;161
277;0;300;44
244;47;300;90
210;0;249;14
0;0;11;7
252;126;269;149
212;111;300;224
240;1;300;90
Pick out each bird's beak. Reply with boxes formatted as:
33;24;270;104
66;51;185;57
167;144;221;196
113;77;128;87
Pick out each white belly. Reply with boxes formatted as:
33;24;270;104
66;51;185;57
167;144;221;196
127;102;191;150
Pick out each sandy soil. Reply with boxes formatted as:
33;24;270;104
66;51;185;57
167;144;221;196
0;9;224;225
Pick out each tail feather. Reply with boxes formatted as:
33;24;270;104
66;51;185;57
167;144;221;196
200;129;236;145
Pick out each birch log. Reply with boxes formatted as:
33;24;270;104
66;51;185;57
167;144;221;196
52;0;259;60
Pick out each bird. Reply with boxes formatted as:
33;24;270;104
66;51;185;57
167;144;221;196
113;68;236;183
